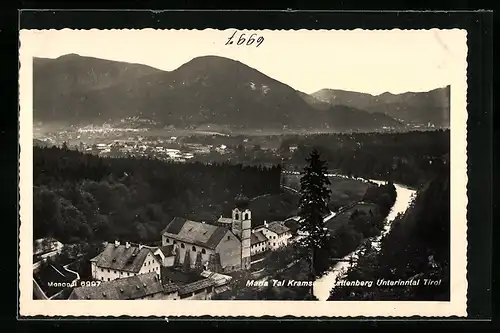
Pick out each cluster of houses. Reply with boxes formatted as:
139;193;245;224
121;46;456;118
69;193;293;300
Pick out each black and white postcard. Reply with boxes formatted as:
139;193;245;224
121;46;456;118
19;28;468;317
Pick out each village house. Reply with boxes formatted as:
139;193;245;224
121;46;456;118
254;221;292;250
151;245;176;267
90;241;162;282
250;230;268;255
69;272;179;300
200;270;233;295
161;267;232;300
161;194;252;273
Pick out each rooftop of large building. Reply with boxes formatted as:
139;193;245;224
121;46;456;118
68;272;168;300
161;217;230;249
264;221;291;235
90;242;160;273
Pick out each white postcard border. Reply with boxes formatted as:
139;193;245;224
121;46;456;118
19;28;468;317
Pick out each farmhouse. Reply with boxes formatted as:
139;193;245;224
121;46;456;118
90;241;162;282
250;230;268;255
254;221;292;250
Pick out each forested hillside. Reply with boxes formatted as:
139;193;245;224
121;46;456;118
33;146;281;244
284;130;449;188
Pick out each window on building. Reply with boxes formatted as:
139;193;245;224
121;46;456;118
244;213;248;220
166;239;170;243
192;246;196;251
108;269;110;273
101;268;103;272
173;240;177;244
235;213;239;220
181;243;185;248
108;278;110;281
227;236;230;240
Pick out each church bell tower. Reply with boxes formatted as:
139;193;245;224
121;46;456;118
232;192;252;270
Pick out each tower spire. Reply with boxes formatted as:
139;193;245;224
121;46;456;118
234;188;249;210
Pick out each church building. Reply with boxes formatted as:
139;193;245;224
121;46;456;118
161;194;252;273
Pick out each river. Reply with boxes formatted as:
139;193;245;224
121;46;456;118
312;179;417;301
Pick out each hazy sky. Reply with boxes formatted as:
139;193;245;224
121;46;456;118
20;29;466;95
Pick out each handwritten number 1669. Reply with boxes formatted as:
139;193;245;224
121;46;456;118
226;31;264;47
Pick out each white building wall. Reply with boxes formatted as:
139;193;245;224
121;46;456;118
92;251;161;282
250;242;268;255
255;227;280;250
254;226;292;250
138;252;162;276
275;232;292;248
164;256;175;267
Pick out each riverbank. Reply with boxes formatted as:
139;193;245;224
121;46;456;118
313;182;416;300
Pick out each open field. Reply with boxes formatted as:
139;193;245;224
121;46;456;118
248;191;300;227
282;174;373;207
325;202;380;233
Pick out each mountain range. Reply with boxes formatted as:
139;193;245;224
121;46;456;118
33;54;450;132
312;86;450;127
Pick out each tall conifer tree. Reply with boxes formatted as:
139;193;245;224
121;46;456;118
297;149;332;296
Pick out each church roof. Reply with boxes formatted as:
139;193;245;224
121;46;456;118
161;217;230;249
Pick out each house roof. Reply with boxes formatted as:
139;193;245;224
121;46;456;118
251;231;268;245
178;278;216;296
200;270;233;287
265;221;290;235
163;283;180;294
91;243;159;273
161;217;230;249
68;272;166;300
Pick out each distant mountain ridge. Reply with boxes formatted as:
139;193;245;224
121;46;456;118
312;86;450;127
33;54;446;132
